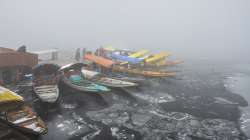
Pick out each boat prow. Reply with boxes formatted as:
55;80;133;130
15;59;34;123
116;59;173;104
5;105;47;135
33;85;59;103
0;86;47;135
32;63;60;103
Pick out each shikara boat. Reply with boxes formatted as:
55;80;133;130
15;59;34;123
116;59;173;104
0;86;47;135
145;59;184;67
5;105;47;135
106;49;181;68
81;69;138;88
32;63;60;103
0;118;34;140
103;72;146;84
84;54;176;78
59;63;110;93
112;66;176;78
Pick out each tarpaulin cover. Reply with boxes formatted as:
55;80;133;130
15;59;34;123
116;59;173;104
0;86;23;104
84;54;114;68
111;53;143;64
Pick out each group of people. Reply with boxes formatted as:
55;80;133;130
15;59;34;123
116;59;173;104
74;48;86;61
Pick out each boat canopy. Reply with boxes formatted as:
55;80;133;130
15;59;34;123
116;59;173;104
111;52;144;64
59;62;88;71
32;63;60;76
145;52;171;63
0;86;23;104
129;50;148;58
103;46;116;51
84;54;115;68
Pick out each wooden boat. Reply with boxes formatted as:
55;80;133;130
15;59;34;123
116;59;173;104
103;72;146;84
0;118;34;140
84;54;176;78
32;63;60;103
105;49;180;68
5;105;47;135
96;47;182;70
81;69;138;88
59;63;110;93
112;66;176;78
146;59;184;67
0;86;47;135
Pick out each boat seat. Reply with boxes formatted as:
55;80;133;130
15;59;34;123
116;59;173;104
69;75;83;83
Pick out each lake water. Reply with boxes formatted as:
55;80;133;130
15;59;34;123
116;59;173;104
16;58;250;140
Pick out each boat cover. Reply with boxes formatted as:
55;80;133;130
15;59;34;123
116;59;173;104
129;50;148;58
0;86;23;104
111;52;143;64
59;63;88;71
84;54;114;68
145;52;171;63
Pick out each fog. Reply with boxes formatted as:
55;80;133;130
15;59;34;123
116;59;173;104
0;0;249;60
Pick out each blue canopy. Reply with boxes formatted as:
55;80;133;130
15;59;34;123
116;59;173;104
111;53;143;64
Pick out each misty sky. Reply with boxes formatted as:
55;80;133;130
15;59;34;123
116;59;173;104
0;0;249;59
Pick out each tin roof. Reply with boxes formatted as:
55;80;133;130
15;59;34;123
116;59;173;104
0;47;16;54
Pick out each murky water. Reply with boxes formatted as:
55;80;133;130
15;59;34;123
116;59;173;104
16;59;249;140
224;73;250;138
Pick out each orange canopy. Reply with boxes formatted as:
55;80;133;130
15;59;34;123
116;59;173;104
84;54;114;68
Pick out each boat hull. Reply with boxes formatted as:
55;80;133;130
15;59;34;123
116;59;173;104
32;63;60;104
33;85;59;103
113;66;176;78
5;105;47;135
59;62;110;93
93;77;138;88
81;69;138;88
60;77;110;93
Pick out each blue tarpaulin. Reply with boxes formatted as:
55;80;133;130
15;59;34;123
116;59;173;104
111;53;143;64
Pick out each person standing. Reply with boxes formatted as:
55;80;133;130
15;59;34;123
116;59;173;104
82;48;86;59
75;48;80;61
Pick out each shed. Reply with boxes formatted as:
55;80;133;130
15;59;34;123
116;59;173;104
0;47;38;85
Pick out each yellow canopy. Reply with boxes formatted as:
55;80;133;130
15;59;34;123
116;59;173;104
0;86;23;103
129;50;149;58
103;45;116;51
145;52;171;63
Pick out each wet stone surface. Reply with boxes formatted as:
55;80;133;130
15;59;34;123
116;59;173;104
13;60;249;140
